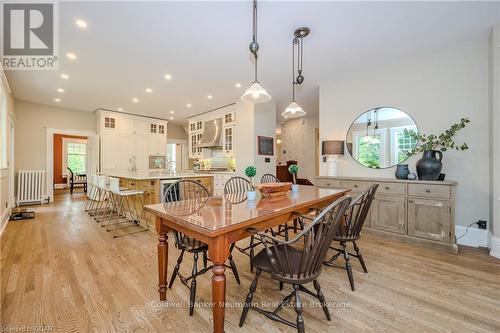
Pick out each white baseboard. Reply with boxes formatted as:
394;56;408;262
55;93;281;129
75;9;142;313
455;225;490;248
54;183;67;189
490;236;500;259
0;207;10;237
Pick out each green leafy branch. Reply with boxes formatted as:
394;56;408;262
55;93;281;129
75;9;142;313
405;117;470;156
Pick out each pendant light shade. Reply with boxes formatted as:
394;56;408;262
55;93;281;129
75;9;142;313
283;27;310;119
241;0;271;104
281;100;305;118
361;135;373;144
241;81;271;103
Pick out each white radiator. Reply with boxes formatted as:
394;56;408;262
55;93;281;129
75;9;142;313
17;170;46;206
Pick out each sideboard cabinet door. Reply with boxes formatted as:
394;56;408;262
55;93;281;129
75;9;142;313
370;196;406;234
408;198;451;243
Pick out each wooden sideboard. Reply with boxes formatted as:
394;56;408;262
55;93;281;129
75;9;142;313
316;176;458;254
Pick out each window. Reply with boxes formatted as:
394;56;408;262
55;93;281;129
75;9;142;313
391;126;418;164
0;79;7;168
63;138;87;175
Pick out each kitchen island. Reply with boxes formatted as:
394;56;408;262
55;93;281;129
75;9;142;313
106;171;235;224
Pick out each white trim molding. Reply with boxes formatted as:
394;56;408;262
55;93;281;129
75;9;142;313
0;205;10;236
46;127;96;203
455;225;490;248
490;236;500;259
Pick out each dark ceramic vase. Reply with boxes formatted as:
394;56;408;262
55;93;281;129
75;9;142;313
416;150;443;180
395;164;410;179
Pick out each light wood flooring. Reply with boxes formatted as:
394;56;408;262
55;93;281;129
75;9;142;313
1;191;500;333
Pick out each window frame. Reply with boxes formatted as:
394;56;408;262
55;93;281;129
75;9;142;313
62;138;87;176
390;125;418;165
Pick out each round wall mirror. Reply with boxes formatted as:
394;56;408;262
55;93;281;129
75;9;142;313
346;107;418;169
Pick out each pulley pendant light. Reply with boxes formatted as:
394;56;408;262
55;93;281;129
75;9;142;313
241;0;271;103
282;27;310;118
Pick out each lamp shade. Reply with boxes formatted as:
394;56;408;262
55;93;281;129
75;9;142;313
241;82;271;103
322;140;344;155
281;101;306;118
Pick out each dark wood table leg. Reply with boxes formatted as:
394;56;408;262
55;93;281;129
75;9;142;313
156;217;169;301
209;236;230;333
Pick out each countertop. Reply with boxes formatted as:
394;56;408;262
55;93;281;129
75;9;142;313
316;175;457;186
107;170;235;180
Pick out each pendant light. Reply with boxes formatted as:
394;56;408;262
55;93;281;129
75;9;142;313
361;112;373;143
370;108;381;144
282;27;310;118
241;0;271;103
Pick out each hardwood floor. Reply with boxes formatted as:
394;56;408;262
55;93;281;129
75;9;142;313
1;191;500;333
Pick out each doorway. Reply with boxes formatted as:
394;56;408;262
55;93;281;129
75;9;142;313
46;128;98;202
167;140;187;172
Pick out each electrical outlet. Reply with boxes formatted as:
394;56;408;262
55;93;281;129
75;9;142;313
477;220;487;229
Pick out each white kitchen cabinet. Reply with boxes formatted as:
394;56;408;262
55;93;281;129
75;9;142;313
101;128;118;171
188;106;237;160
224;112;236;125
97;110;168;173
213;173;233;196
223;125;234;155
133;133;148;171
148;120;168;156
117;133;134;172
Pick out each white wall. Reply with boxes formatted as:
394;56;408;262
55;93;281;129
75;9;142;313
234;100;276;182
14;100;96;172
279;114;319;183
168;123;188;140
319;37;490;228
254;102;277;181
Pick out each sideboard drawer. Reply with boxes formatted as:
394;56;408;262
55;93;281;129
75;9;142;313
408;184;450;199
341;180;375;192
316;179;341;188
377;182;406;195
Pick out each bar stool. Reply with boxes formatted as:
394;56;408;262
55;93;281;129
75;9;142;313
106;177;149;238
93;175;112;224
84;174;96;213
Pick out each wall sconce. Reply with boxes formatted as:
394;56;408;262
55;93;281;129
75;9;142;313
322;140;344;177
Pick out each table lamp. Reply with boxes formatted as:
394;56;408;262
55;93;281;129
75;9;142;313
322;140;344;177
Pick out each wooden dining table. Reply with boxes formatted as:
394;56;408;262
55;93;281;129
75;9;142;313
145;185;349;333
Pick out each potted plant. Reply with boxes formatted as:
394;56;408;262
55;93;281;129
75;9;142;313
406;117;470;180
288;164;299;192
244;165;257;200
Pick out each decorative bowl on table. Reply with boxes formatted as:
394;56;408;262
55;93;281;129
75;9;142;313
255;182;293;198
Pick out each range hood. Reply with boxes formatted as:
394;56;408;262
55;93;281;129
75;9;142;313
196;118;223;148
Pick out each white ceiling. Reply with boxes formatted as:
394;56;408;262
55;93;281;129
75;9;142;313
5;1;500;125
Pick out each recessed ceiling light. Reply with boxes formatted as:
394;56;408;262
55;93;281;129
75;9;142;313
145;88;152;93
207;95;213;99
57;88;64;93
169;110;174;114
117;107;123;111
186;103;191;107
132;98;139;103
235;83;242;88
164;74;172;80
60;74;69;79
75;19;87;29
169;116;174;120
66;53;77;60
54;98;61;102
